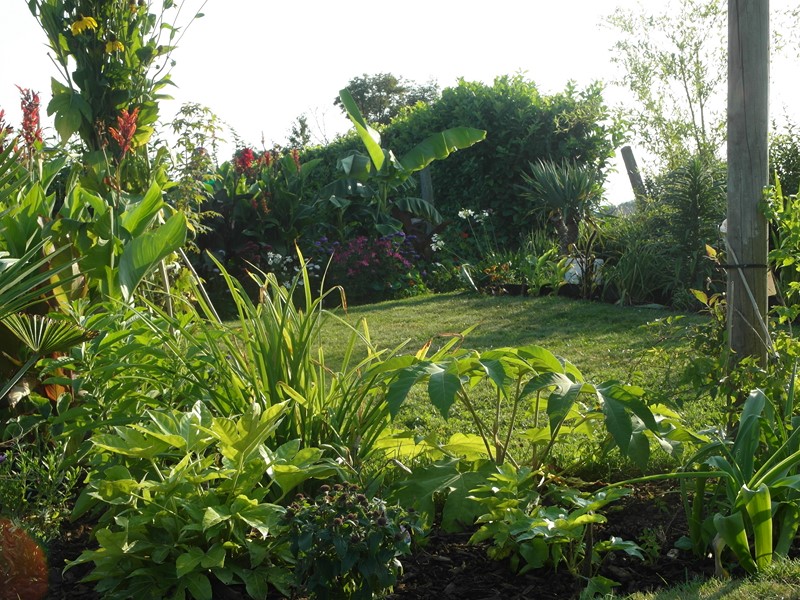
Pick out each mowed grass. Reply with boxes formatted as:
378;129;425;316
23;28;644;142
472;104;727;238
318;292;697;384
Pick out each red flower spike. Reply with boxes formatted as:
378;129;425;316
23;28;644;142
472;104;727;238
15;86;42;152
291;148;301;172
108;107;140;157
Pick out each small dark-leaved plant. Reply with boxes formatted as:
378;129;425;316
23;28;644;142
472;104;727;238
285;483;420;599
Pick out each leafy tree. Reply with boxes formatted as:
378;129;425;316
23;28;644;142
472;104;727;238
606;0;726;169
287;114;312;150
334;73;440;126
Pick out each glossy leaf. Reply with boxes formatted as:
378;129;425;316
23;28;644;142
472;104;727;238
742;483;772;570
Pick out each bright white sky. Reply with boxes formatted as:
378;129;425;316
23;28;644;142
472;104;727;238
2;0;799;204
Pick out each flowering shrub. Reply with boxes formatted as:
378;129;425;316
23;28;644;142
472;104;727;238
312;234;426;304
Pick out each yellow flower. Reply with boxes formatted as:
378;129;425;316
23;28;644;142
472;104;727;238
105;40;125;53
70;16;98;36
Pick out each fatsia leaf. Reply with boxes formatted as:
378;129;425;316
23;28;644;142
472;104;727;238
427;361;462;418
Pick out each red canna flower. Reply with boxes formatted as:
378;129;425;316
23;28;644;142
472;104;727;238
16;86;42;152
259;150;272;169
291;148;301;172
108;107;140;157
234;147;255;175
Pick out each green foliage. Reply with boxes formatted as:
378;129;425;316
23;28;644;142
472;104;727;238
765;177;800;321
323;88;485;238
382;342;680;470
196;147;324;291
385;75;623;247
334;73;439;126
469;466;642;586
68;401;324;599
677;389;800;575
770;120;800;197
600;155;726;307
29;0;204;153
285;483;420;599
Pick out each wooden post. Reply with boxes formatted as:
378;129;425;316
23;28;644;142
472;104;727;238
620;146;646;203
727;0;770;365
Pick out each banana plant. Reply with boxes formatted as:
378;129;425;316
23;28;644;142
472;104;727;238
327;88;486;236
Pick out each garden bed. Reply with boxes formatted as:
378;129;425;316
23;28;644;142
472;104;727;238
39;482;717;600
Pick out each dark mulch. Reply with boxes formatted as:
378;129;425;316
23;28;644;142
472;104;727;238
38;482;714;600
386;481;715;600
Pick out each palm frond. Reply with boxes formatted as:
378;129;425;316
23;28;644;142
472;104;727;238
2;313;98;355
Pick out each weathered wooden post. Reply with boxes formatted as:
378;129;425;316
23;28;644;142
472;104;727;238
727;0;770;366
620;146;646;203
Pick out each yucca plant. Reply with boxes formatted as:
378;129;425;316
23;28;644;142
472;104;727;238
519;160;603;254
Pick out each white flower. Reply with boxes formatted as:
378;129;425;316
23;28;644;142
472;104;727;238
430;234;445;252
457;208;475;219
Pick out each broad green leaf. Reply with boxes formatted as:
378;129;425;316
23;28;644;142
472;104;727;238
441;433;490;460
733;390;765;480
596;382;657;431
119;212;187;302
176;548;204;578
479;358;508;394
237;503;284;537
121;182;164;237
602;394;633;455
427;362;461;418
713;512;758;574
200;544;226;569
628;430;650;470
386;363;430;417
339;88;384;171
185;572;212;600
399;127;486;173
92;428;169;459
203;506;232;530
742;484;772;570
547;381;586;434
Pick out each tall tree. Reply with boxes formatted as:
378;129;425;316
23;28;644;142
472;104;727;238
606;0;727;169
334;73;439;126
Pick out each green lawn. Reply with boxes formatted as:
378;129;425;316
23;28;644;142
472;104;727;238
319;291;696;384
